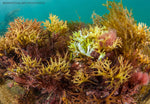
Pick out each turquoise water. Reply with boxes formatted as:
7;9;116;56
0;0;150;35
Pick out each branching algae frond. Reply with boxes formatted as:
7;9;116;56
0;36;11;56
38;53;70;80
43;14;68;34
91;56;133;88
72;69;94;86
9;52;70;80
9;54;41;74
43;14;70;52
0;17;45;56
6;17;44;47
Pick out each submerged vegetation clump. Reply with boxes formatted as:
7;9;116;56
0;0;150;104
43;14;68;34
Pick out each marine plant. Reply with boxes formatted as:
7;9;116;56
43;14;70;52
43;14;68;34
91;56;133;87
92;0;150;65
68;25;122;61
0;0;150;104
7;52;70;103
0;17;45;56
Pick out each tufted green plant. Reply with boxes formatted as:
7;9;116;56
69;30;95;58
69;25;122;60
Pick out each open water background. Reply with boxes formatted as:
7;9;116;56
0;0;150;35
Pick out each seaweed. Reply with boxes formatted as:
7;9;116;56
0;17;45;57
0;0;150;103
43;14;68;34
91;56;133;88
92;1;150;63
